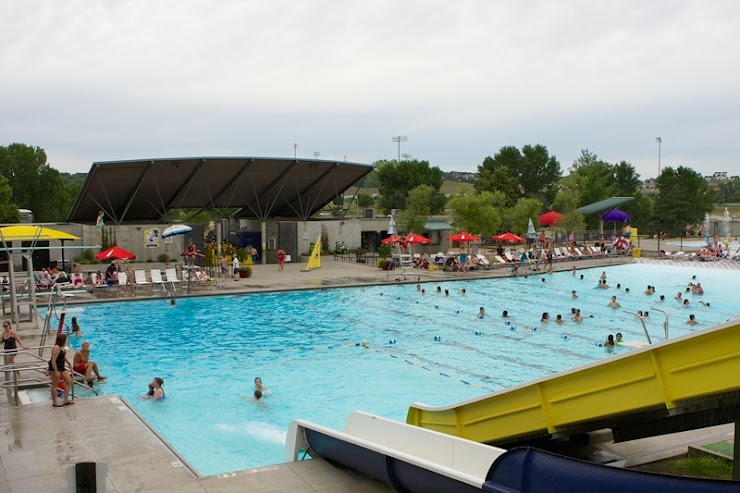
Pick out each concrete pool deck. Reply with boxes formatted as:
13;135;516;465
3;255;737;491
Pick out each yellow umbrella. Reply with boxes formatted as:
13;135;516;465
0;225;80;241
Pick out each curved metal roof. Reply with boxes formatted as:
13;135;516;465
67;157;373;223
575;197;635;216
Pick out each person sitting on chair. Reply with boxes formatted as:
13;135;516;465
105;263;118;286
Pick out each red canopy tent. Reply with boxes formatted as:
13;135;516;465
405;233;431;245
538;210;563;226
447;232;481;242
380;235;403;245
491;232;525;243
95;246;136;261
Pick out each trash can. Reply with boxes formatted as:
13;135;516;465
632;248;642;258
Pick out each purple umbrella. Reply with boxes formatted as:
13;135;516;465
600;209;631;222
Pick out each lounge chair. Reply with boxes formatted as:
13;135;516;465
150;269;167;294
134;270;151;293
164;268;181;285
493;255;508;265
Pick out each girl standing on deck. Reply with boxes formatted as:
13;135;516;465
2;321;26;378
48;334;73;407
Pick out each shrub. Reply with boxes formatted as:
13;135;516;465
378;244;391;257
157;253;170;263
376;258;389;269
238;266;253;278
75;249;96;265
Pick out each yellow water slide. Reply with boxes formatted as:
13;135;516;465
407;319;740;444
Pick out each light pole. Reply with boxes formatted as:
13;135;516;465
655;137;662;176
293;143;298;159
392;135;408;163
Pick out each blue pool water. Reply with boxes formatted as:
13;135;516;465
61;263;740;476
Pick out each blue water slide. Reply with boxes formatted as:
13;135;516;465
484;447;738;493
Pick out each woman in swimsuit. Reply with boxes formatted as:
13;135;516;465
72;341;106;384
49;334;73;407
254;376;269;394
276;246;287;272
95;211;104;246
2;321;26;378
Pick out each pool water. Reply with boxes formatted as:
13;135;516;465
59;263;740;476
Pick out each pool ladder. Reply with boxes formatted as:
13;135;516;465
624;308;669;345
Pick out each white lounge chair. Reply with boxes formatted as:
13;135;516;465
150;269;166;294
164;268;181;285
134;270;151;293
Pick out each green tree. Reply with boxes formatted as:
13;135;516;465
0;174;20;222
0;143;71;221
375;159;445;214
357;193;374;208
653;166;715;235
397;185;434;234
502;198;543;235
622;192;654;232
475;144;561;205
447;191;506;237
612;160;641;196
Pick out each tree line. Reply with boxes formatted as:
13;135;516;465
0;143;85;223
368;146;716;238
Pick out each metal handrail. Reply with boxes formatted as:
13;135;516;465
650;307;670;339
623;310;652;344
2;345;98;407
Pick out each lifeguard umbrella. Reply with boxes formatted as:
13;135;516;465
447;232;481;242
380;234;403;245
405;233;431;245
527;218;536;239
538;210;563;226
492;232;525;243
95;246;136;261
162;224;193;238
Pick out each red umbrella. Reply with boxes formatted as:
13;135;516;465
380;235;403;245
492;232;525;243
404;233;431;245
447;232;481;242
538;210;563;226
95;246;136;261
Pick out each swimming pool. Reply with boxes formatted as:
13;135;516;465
60;263;740;476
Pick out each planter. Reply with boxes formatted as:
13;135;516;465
238;270;249;278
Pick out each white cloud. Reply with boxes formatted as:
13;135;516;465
1;0;739;179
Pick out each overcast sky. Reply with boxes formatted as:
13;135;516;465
2;1;739;179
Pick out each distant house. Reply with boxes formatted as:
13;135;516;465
640;178;657;191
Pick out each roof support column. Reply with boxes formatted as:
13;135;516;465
261;221;267;265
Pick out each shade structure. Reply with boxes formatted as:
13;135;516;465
600;209;631;222
162;224;193;238
538;210;563;226
0;225;79;241
447;232;481;242
492;232;525;243
405;233;431;245
95;246;136;261
380;235;403;245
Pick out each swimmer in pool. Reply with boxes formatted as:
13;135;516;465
541;312;550;323
683;299;690;307
608;296;620;309
555;314;564;325
478;307;485;319
675;292;682;300
501;310;509;318
254;377;269;395
571;290;578;299
687;314;698;325
615;333;623;343
604;334;615;348
699;301;711;307
143;377;165;400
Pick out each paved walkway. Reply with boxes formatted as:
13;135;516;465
2;255;736;492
